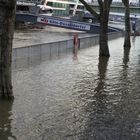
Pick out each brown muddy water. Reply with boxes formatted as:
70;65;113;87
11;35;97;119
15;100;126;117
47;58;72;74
0;37;140;140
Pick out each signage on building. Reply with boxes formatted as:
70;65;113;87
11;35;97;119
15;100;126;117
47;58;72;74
37;16;91;31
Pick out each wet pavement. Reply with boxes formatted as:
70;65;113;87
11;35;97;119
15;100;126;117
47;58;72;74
1;36;140;140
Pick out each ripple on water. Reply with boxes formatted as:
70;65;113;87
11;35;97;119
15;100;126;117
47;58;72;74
1;37;140;139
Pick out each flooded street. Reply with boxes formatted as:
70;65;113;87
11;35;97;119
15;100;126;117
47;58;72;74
1;37;140;140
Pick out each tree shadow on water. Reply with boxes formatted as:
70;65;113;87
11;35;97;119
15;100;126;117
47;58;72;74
94;57;109;95
77;57;116;140
79;50;134;140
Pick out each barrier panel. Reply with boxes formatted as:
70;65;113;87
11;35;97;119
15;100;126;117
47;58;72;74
12;31;122;68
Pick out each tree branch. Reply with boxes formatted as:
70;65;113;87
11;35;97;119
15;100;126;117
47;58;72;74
122;0;129;7
98;0;103;7
79;0;100;21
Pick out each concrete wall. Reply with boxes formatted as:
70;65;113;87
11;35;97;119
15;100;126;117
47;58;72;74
12;31;122;68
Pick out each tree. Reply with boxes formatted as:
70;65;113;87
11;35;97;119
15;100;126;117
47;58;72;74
0;0;16;99
122;0;131;48
41;0;48;5
79;0;112;57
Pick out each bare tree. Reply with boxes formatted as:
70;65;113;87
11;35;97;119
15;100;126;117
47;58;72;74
41;0;48;5
0;0;16;99
122;0;131;47
79;0;112;57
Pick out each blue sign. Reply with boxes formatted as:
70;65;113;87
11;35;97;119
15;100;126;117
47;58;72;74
37;16;91;31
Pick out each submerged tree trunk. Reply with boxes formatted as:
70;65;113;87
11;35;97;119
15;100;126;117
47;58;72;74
80;0;112;57
0;0;16;99
122;0;131;48
99;1;111;57
99;13;110;57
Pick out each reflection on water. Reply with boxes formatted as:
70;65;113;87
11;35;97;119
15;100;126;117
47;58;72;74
94;57;109;94
123;47;130;66
0;100;16;140
1;37;140;139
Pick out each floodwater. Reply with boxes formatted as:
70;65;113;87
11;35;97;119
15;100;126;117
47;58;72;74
1;37;140;140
